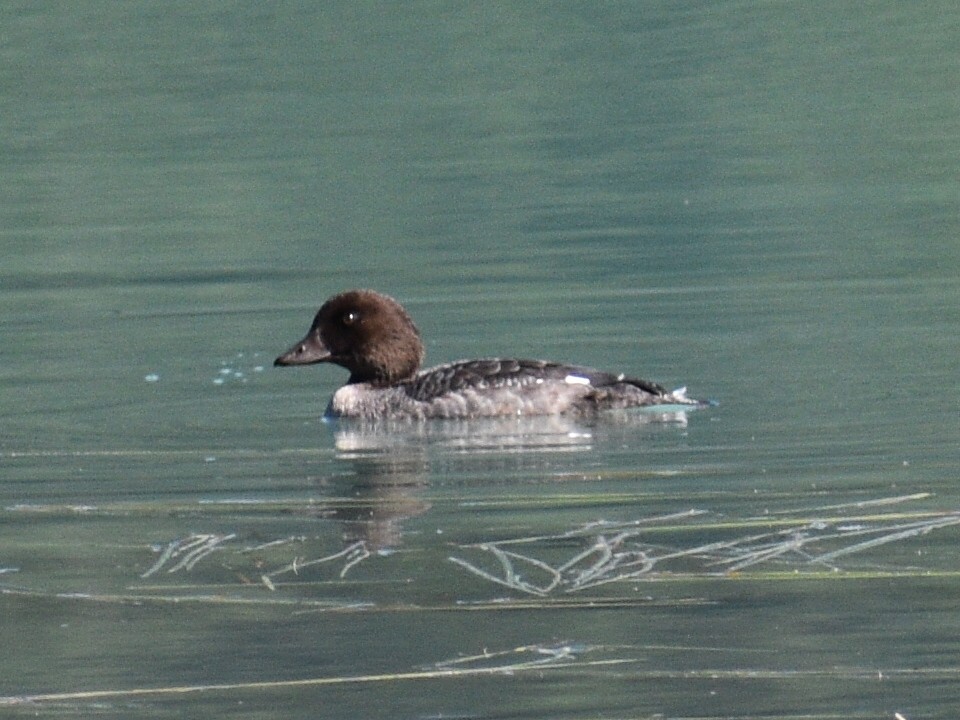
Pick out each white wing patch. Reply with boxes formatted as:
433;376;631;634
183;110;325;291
564;374;591;386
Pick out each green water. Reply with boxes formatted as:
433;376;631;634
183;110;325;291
2;3;959;718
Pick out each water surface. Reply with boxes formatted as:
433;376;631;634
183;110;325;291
2;3;959;718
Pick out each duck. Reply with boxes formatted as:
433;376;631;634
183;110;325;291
274;289;709;420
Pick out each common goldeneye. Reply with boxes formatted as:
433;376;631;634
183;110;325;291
274;289;708;420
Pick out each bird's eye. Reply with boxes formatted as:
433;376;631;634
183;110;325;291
342;311;359;326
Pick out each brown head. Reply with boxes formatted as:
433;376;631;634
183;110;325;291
274;290;425;385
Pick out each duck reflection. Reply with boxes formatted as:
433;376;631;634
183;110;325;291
314;409;693;550
318;440;431;550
